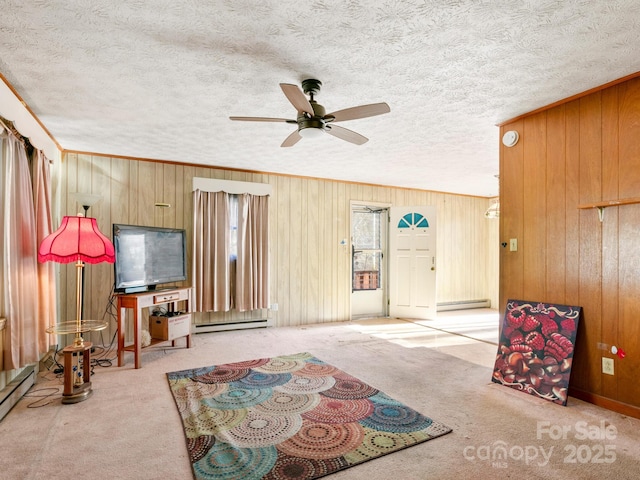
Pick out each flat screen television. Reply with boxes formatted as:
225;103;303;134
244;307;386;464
113;223;187;293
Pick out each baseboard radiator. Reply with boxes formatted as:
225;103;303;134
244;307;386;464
195;318;270;334
437;299;491;312
0;364;36;422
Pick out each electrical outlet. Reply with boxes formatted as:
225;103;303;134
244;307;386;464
270;303;278;311
602;357;615;375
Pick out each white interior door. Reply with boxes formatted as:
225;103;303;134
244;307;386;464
389;206;437;319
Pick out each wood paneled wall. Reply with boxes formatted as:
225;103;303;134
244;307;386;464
500;76;640;417
54;153;498;343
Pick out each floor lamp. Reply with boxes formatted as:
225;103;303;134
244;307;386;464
38;214;115;403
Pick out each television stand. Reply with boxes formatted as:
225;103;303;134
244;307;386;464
116;287;192;369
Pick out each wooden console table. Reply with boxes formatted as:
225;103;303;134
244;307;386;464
116;287;192;369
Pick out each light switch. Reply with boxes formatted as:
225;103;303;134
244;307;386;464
509;238;518;252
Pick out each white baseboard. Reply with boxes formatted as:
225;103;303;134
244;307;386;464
0;365;36;421
194;318;270;334
437;299;491;311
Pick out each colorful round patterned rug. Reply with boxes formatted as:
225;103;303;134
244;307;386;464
167;352;452;480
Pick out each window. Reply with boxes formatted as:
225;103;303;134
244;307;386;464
352;209;383;291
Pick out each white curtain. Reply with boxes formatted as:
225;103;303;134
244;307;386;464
32;149;56;354
0;122;42;369
192;189;231;312
236;193;269;311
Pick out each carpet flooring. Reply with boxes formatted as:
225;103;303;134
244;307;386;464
167;352;451;480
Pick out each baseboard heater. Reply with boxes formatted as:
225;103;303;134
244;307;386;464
0;364;36;421
195;318;270;334
437;299;491;312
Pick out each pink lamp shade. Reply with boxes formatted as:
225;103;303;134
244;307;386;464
38;215;115;264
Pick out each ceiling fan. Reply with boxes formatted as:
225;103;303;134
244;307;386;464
229;79;390;147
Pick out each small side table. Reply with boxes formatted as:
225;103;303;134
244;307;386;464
116;288;192;369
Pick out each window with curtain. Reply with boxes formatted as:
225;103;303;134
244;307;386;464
192;188;269;313
1;119;55;369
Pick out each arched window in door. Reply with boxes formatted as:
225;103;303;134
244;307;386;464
397;212;429;229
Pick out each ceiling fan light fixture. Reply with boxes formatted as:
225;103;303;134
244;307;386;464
299;126;324;138
229;79;390;146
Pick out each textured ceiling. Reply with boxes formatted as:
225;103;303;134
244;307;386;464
2;1;640;197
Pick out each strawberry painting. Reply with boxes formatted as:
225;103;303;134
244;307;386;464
492;300;582;406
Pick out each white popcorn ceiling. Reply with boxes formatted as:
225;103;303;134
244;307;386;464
2;0;640;197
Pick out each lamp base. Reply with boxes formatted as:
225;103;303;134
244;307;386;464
62;343;93;404
61;382;93;404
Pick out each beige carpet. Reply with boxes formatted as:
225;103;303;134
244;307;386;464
1;310;639;480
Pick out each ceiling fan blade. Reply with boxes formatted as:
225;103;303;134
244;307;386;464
281;129;302;147
229;116;296;123
325;125;368;145
280;83;314;116
325;102;390;123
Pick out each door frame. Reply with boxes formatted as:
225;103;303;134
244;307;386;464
349;200;391;319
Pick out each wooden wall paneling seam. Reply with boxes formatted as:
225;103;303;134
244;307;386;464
618;207;640;406
302;178;310;322
65;153;80;324
337;181;348;321
522;114;547;301
330;182;338;321
268;174;278;324
437;196;450;300
545;105;567;304
486;203;500;308
316;180;325;322
169;162;180;228
276;175;290;326
323;180;333;322
617;78;640;405
88;155;110;341
600;85;620;401
618;78;640;197
290;177;302;324
154;161;164;226
306;179;320;323
564;100;581;302
130;158;140;225
321;180;330;322
177;164;187;285
140;161;157;226
303;177;312;323
576;93;603;394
